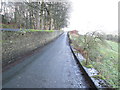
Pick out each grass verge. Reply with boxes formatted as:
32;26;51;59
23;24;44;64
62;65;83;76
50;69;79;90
70;33;118;88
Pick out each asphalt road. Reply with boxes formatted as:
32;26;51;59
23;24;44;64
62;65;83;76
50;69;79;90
3;32;90;88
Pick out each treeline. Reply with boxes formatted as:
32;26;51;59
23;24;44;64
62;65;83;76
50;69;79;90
1;0;71;30
104;34;119;43
84;31;119;43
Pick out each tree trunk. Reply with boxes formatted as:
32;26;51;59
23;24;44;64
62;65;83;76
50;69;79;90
85;52;89;65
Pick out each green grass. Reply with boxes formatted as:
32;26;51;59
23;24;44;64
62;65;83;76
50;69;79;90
81;60;94;68
106;40;118;52
91;40;118;88
24;29;54;32
92;75;106;80
0;23;17;28
70;33;119;88
0;24;55;32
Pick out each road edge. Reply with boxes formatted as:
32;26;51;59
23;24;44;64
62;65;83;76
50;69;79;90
67;32;117;90
67;32;98;89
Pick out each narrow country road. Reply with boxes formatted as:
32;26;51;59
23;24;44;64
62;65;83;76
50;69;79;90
3;32;90;88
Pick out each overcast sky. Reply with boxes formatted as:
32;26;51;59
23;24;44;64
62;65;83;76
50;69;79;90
0;0;119;35
66;0;119;35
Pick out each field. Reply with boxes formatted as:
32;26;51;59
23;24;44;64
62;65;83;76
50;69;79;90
91;40;118;88
70;33;119;88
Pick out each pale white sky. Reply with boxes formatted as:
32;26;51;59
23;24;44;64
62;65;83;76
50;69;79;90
65;0;119;35
0;0;119;35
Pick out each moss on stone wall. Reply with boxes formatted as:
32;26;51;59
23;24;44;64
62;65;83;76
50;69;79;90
2;31;63;67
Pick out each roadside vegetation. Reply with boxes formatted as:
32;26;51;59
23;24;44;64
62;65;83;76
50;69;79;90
0;24;55;32
20;29;55;32
69;31;118;88
0;23;17;29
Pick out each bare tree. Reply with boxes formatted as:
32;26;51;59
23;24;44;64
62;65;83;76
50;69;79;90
1;0;71;30
71;31;107;65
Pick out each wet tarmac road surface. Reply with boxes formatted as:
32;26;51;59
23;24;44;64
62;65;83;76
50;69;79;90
3;32;91;88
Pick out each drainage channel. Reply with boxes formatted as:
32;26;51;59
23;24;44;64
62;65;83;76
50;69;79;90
67;32;98;89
